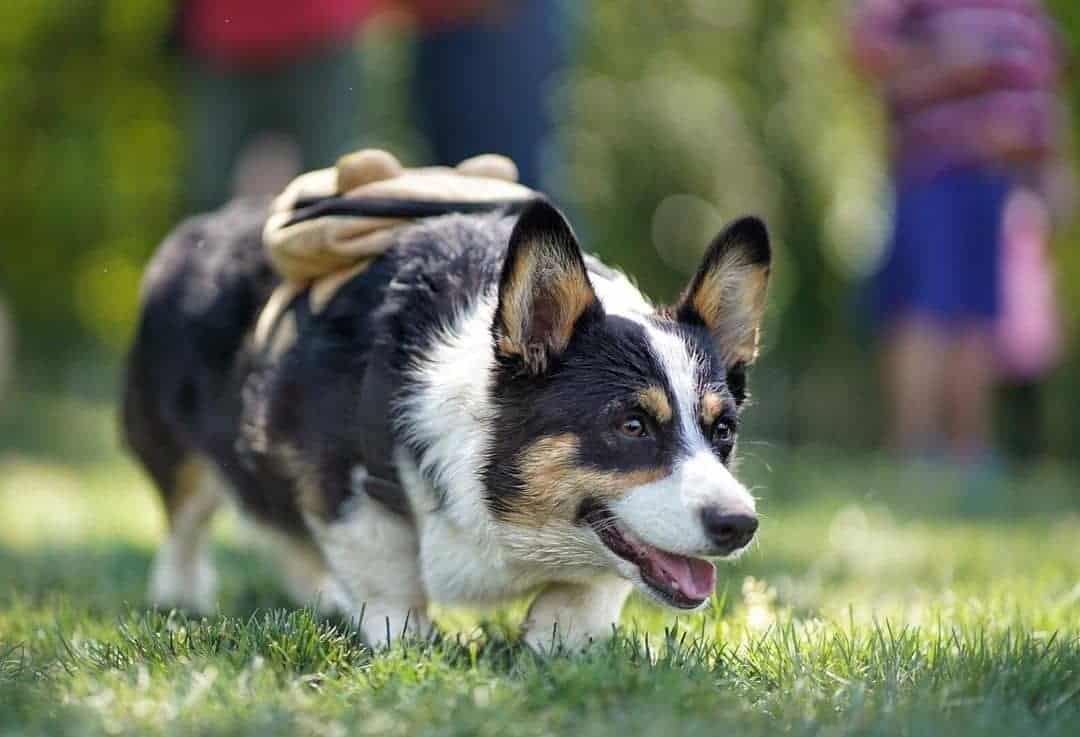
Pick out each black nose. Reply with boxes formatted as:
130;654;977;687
700;509;758;554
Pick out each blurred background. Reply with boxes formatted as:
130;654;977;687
1;0;1078;470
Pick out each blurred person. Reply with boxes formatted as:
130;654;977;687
174;0;565;212
406;0;566;189
851;0;1067;462
173;0;374;212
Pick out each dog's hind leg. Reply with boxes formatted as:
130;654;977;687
147;456;224;613
123;343;223;613
307;493;428;647
258;528;350;613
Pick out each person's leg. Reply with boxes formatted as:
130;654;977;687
874;177;954;457
281;42;363;172
997;380;1044;460
941;170;1010;461
413;0;565;188
943;326;997;460
881;317;948;455
184;59;261;213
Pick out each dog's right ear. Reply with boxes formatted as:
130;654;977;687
493;200;601;374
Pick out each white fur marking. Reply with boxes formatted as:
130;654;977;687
647;324;710;453
612;451;755;556
309;489;429;646
396;294;497;532
589;269;653;319
523;577;633;652
148;538;219;613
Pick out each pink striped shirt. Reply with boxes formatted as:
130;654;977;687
852;0;1064;180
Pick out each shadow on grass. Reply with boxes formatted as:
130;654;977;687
0;541;297;616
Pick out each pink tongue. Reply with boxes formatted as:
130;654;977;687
646;549;716;601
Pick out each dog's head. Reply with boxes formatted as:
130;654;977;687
485;200;771;609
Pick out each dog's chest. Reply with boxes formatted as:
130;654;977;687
391;452;548;604
415;516;551;604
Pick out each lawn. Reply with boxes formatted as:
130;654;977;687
1;393;1079;736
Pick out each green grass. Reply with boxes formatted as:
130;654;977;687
2;397;1079;735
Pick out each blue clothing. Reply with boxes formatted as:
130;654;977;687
872;167;1012;328
414;0;565;189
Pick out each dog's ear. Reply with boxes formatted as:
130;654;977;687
494;200;601;374
675;216;771;368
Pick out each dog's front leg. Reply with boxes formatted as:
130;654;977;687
522;577;632;653
309;495;429;648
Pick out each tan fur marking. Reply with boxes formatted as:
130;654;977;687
496;241;595;372
550;257;599;352
496;254;537;358
166;456;209;522
504;434;667;527
690;251;769;365
637;386;672;424
701;392;725;427
275;443;327;520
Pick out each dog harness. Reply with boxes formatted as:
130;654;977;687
255;148;537;358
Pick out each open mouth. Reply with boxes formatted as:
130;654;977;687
579;500;716;609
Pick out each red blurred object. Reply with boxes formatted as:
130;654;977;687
182;0;376;66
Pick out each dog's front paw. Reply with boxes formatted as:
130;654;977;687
355;603;431;649
522;620;604;654
522;579;632;654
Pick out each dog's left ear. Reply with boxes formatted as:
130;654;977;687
675;216;771;368
494;200;601;374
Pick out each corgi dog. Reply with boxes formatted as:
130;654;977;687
122;198;771;650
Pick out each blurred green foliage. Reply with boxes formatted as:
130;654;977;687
0;0;178;354
1;0;1078;453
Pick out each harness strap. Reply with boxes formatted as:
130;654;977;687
284;195;533;228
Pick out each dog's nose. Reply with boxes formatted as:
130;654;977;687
700;508;758;554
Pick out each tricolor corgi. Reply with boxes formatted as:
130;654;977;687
122;198;771;650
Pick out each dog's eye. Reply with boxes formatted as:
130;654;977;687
619;415;648;438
